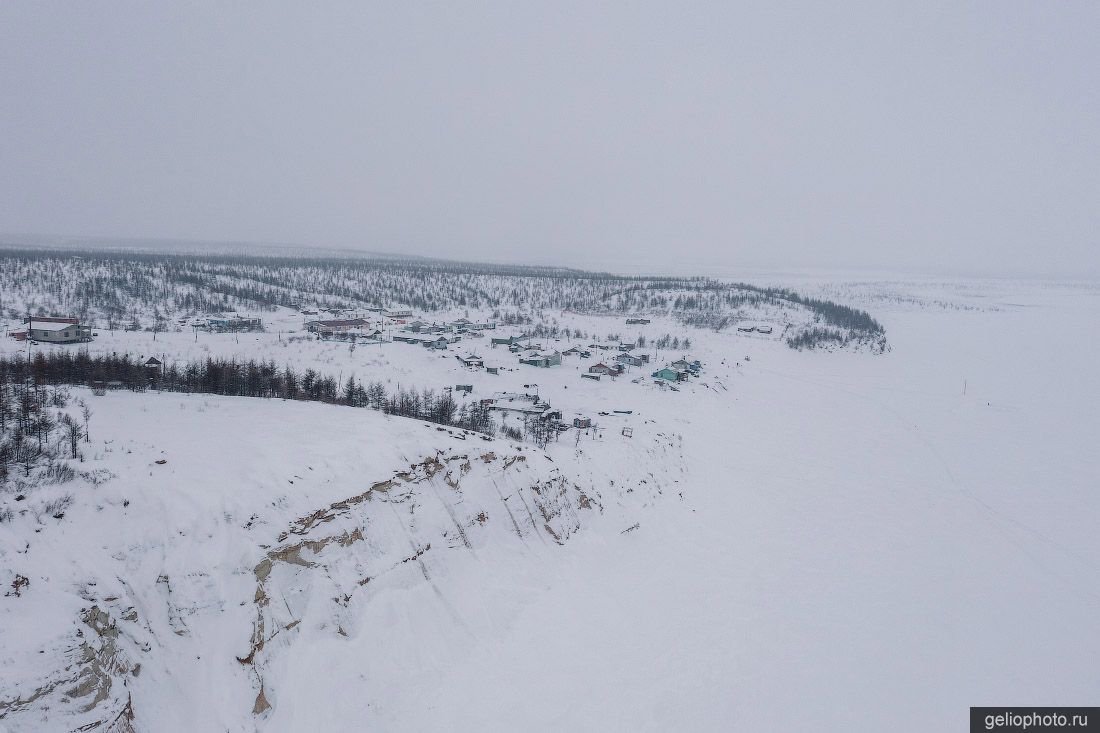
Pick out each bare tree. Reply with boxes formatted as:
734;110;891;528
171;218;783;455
79;399;92;442
60;413;83;459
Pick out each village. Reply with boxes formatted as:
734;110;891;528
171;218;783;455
1;304;732;446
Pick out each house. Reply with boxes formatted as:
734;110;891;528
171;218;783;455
208;315;262;332
305;318;369;334
492;391;537;403
652;367;687;382
456;354;484;368
581;373;601;381
670;358;700;373
486;366;500;375
383;309;413;320
590;362;625;376
488;394;550;417
492;334;528;347
737;325;755;332
423;336;449;350
455;384;473;393
615;352;650;367
626;318;651;325
519;350;562;368
573;416;592;428
25;319;92;344
28;316;78;324
144;357;163;381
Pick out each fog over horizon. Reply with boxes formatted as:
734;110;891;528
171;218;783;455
2;2;1098;278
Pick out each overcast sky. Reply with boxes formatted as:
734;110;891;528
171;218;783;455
1;2;1097;276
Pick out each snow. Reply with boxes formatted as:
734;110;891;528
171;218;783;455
1;277;1098;731
22;322;73;332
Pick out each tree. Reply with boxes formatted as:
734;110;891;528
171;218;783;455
343;375;359;406
11;432;36;477
60;413;83;459
78;399;92;442
366;382;387;409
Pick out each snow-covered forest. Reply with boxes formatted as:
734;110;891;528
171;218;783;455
0;248;886;350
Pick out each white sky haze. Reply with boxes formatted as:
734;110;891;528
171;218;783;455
1;2;1097;276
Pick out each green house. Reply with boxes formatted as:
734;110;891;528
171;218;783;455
652;367;685;382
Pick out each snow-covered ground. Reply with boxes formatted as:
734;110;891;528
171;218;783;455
1;277;1098;731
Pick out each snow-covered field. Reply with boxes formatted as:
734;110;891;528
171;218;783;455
1;277;1098;731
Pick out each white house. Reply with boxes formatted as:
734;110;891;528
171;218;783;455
26;320;92;343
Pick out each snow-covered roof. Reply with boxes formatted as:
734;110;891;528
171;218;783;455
28;321;79;332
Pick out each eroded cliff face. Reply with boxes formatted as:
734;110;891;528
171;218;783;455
1;402;680;731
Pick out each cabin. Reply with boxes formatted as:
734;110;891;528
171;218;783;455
588;362;612;375
615;352;649;367
28;316;78;325
144;357;163;382
491;334;528;347
652;367;687;382
423;336;449;350
489;400;550;417
25;319;92;343
519;350;562;368
208;315;262;332
456;354;484;368
305;318;369;334
670;358;701;373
